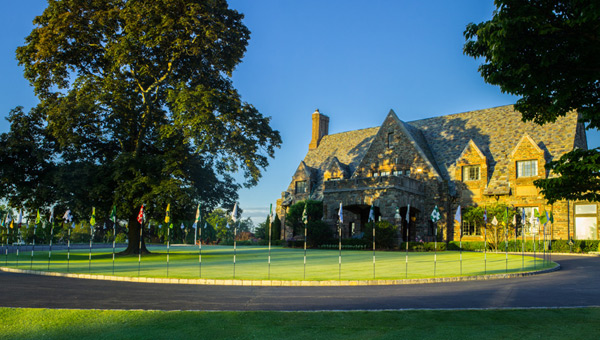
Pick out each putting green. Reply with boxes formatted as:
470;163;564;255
1;245;555;281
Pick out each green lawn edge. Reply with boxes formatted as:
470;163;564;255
1;307;598;340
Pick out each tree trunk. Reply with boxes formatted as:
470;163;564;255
120;214;151;255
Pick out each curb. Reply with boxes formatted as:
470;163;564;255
0;263;560;287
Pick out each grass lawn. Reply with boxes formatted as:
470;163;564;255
1;244;555;281
1;307;597;340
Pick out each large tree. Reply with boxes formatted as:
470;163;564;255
1;0;281;254
464;0;600;202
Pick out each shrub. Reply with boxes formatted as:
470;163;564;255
363;221;398;249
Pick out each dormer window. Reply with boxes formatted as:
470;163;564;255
517;160;538;178
387;132;394;148
295;180;307;194
462;165;480;181
380;171;390;176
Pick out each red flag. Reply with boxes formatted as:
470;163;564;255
137;204;145;224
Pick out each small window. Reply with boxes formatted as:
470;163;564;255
392;170;402;176
462;165;480;181
373;172;379;177
387;132;394;148
380;171;390;177
295;181;306;194
405;169;411;176
462;221;480;236
575;204;597;215
517;160;538;178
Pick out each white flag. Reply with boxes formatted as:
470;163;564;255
368;204;375;222
405;204;410;223
454;205;462;225
231;203;238;223
49;208;54;223
492;216;498;226
338;202;343;223
63;209;72;223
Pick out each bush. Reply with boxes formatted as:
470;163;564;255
115;232;127;243
363;221;398;249
307;220;333;247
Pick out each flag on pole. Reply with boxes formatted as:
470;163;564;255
5;211;12;228
63;209;72;223
195;203;201;224
17;209;22;228
338;202;343;223
454;205;462;225
269;204;273;224
180;223;185;230
71;222;76;229
492;216;498;226
483;207;488;224
536;209;548;225
137;204;145;224
368;204;375;223
4;211;12;228
49;207;54;224
231;203;238;223
1;213;5;228
110;206;117;223
35;210;41;225
430;205;441;223
302;203;308;225
405;204;410;223
90;207;96;226
164;204;171;224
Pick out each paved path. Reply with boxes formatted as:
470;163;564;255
0;255;598;311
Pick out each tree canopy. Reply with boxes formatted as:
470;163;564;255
0;0;281;253
464;0;600;202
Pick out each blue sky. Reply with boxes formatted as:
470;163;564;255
2;1;598;226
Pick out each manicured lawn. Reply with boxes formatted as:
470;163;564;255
1;245;554;280
1;307;597;340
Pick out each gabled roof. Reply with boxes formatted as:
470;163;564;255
299;127;379;199
407;105;580;184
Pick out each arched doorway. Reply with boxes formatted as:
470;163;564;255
343;204;381;238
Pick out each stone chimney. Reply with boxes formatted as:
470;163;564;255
309;109;329;150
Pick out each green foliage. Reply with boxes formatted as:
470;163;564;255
285;200;323;236
534;148;600;203
464;0;600;129
463;203;517;251
307;220;333;247
363;221;398;249
464;1;600;204
272;214;282;241
204;208;252;242
1;0;281;254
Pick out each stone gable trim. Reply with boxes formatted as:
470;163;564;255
457;139;487;164
388;110;442;181
509;134;544;159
